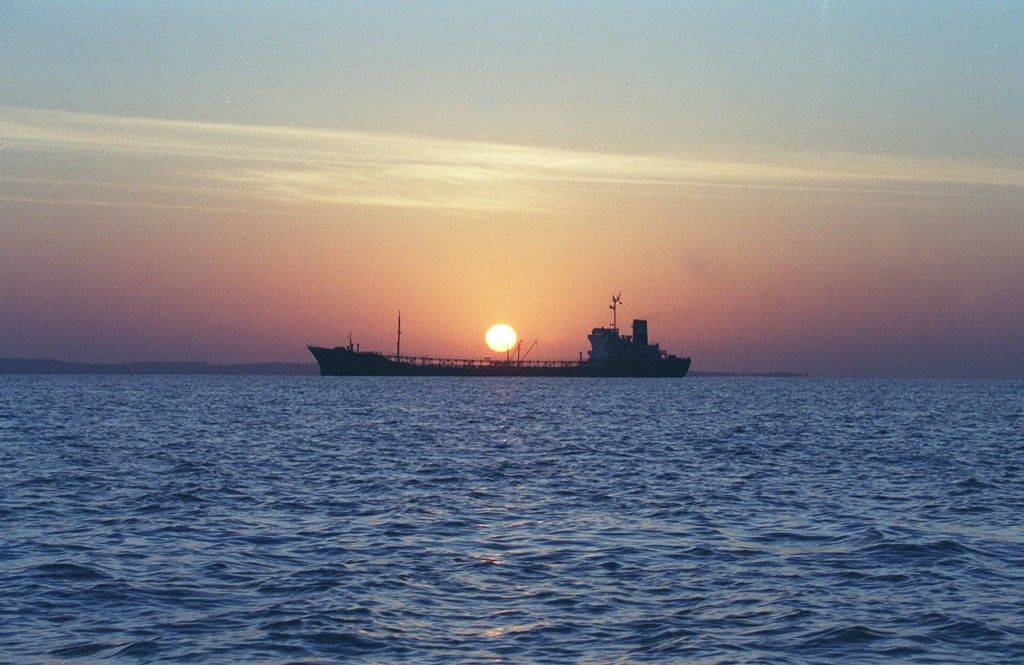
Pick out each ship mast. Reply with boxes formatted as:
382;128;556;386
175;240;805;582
610;293;623;332
396;311;401;360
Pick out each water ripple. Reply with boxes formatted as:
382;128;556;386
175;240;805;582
1;375;1022;662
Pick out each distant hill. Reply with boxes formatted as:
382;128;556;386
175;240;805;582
0;358;318;375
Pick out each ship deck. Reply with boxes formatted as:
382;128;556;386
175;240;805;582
380;354;583;369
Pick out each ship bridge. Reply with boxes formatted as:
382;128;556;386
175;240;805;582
588;319;662;364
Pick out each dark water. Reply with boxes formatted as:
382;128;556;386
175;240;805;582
1;376;1022;663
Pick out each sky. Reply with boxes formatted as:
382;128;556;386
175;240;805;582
1;1;1022;377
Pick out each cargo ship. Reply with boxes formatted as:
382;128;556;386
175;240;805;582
309;296;690;377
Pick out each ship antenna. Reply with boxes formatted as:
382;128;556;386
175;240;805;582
610;293;623;331
396;311;401;360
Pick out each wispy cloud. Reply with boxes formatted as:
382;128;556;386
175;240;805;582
2;105;1022;213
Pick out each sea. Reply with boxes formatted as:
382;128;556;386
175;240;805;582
1;375;1022;663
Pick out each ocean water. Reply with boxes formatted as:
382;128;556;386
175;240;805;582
1;376;1022;664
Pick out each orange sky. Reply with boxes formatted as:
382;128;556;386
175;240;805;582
2;120;1021;377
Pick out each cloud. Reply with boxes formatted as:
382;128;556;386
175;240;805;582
1;105;1022;212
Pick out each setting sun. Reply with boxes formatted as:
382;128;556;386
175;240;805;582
484;323;517;353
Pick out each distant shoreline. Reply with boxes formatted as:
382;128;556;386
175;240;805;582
0;358;317;376
0;358;804;378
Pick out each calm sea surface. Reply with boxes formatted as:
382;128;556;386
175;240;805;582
1;376;1022;663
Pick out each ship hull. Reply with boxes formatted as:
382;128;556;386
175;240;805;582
308;347;690;378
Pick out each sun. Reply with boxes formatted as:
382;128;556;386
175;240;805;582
485;323;517;353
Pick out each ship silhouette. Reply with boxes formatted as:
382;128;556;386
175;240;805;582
309;295;691;377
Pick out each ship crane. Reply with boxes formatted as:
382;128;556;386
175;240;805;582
515;340;539;365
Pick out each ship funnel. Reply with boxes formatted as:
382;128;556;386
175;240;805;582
632;319;648;346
